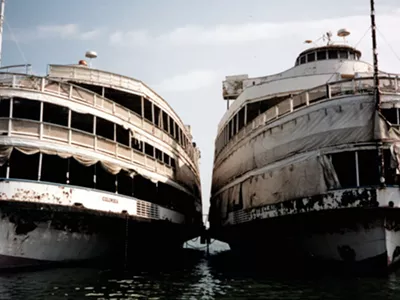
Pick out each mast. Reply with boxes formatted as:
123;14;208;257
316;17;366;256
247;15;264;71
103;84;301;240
370;0;386;185
0;0;5;67
370;0;380;108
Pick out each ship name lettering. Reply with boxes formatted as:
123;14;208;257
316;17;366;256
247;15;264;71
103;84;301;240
102;196;118;204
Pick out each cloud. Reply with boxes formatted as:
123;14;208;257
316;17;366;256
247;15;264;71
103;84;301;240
109;9;400;48
5;23;102;42
151;70;219;92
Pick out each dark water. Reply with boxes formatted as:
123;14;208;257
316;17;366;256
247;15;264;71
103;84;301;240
2;246;400;300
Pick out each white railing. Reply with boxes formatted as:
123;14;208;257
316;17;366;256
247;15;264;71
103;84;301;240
0;117;174;179
215;75;400;160
0;72;200;177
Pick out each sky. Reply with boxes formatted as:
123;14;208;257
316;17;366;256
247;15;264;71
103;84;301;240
3;0;400;217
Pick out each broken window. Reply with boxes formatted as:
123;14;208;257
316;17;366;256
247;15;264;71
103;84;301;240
246;102;260;124
95;162;116;192
144;142;154;157
143;98;153;123
331;151;357;187
232;115;237;135
71;111;93;133
238;106;245;130
104;87;142;116
9;150;39;180
96;117;114;140
117;170;133;197
384;149;397;185
72;82;103;95
155;148;163;161
162;111;169;132
174;122;179;141
41;154;67;184
171;158;176;169
132;137;143;152
381;108;399;125
0;160;7;178
116;124;130;146
164;153;171;165
169;117;175;137
0;98;10;117
43;103;68;127
133;175;157;202
68;158;94;188
12;98;40;121
154;104;161;128
358;150;379;186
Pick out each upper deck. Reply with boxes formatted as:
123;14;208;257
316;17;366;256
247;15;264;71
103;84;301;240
218;43;382;134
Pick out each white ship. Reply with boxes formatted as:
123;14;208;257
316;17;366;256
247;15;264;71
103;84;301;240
208;1;400;270
0;2;202;269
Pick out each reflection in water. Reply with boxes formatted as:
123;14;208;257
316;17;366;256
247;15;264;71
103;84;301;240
1;247;400;299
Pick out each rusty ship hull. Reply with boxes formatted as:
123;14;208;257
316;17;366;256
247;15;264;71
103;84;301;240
210;187;400;271
0;179;198;270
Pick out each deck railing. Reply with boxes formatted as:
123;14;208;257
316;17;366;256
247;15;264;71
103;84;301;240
0;117;174;179
0;73;200;176
215;75;400;160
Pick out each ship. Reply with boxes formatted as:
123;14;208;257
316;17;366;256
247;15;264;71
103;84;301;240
0;1;202;269
208;0;400;270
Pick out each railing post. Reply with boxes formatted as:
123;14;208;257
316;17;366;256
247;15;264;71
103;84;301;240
275;105;279;118
68;109;72;145
289;98;294;112
39;102;43;140
7;98;12;136
326;84;331;99
69;85;73;99
305;92;309;106
11;75;15;88
41;78;45;92
395;76;398;92
93;116;97;150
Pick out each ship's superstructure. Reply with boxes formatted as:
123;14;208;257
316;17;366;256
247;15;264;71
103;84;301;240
0;57;202;268
208;23;400;269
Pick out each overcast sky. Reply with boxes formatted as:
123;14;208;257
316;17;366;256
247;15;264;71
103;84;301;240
4;0;400;215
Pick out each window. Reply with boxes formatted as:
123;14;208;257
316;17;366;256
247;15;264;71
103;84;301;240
116;124;130;146
71;111;93;133
317;51;326;61
307;52;315;62
339;50;348;59
0;99;10;117
328;50;338;59
96;117;114;140
143;98;153;122
162;111;169;132
300;56;306;64
12;98;40;121
145;142;154;157
43;103;68;126
331;151;357;187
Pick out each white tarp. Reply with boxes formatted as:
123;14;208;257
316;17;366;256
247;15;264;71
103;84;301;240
212;95;376;193
211;93;400;214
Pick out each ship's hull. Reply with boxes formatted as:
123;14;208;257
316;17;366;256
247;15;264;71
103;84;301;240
0;180;200;270
210;187;400;272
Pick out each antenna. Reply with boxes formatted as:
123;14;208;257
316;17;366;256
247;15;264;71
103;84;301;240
0;0;5;67
85;50;97;68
